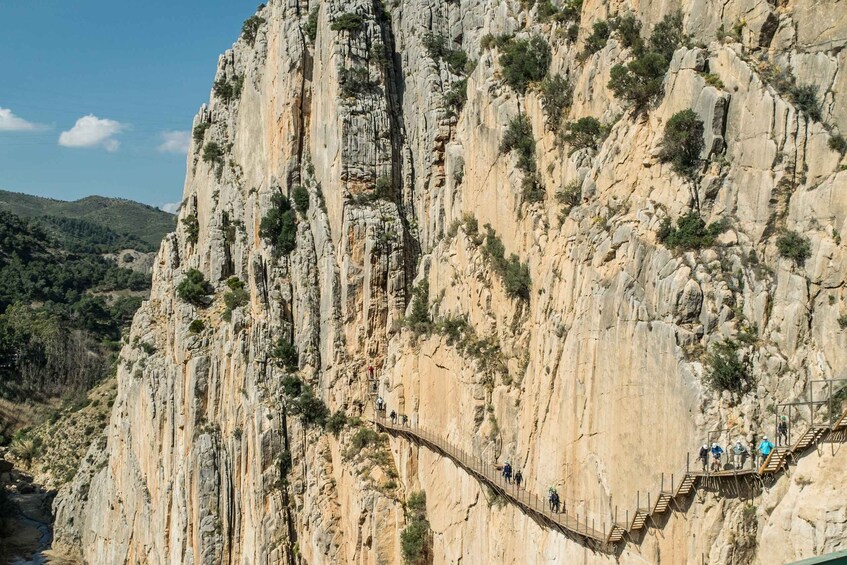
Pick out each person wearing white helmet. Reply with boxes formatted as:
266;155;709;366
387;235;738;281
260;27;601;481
710;442;724;472
698;444;709;471
732;440;748;470
758;435;775;460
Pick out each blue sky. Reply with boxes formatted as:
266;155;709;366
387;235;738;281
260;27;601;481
0;1;260;210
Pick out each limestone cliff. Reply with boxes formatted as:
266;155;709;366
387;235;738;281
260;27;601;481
52;0;847;563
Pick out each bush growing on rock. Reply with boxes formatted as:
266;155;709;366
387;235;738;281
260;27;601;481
444;78;468;117
241;15;265;46
330;12;364;33
272;338;299;372
401;491;430;564
657;211;727;251
608;51;668;112
281;375;303;397
607;12;684;112
582;20;610;58
338;66;378;98
659;109;705;179
260;193;297;256
213;76;244;104
705;339;749;393
189;319;205;334
202;142;224;165
776;231;811;266
326;410;349;437
292;185;310;213
556;180;582;217
292;387;329;427
612;13;643;52
422;33;469;75
405;280;432;334
305;6;319;42
500;114;537;175
539;74;573;131
560;116;608;152
789;84;822;121
223;277;249;319
192;122;210;144
482;225;531;300
176;268;213;306
649;11;685;63
830;134;847;155
498;35;551;94
182;213;199;245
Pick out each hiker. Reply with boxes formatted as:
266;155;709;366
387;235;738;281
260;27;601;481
376;396;384;411
390;410;397;424
758;435;775;460
777;416;788;446
514;469;523;488
698;444;709;471
552;491;561;513
732;441;748;470
368;365;375;380
548;488;557;512
402;414;408;426
710;443;724;472
503;462;512;484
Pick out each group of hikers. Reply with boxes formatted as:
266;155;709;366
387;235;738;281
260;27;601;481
499;462;565;513
697;416;789;472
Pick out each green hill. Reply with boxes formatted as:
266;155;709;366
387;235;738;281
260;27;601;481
0;190;176;251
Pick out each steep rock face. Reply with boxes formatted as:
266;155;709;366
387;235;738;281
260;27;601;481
54;0;847;563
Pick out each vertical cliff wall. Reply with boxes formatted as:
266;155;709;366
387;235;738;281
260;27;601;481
53;0;847;563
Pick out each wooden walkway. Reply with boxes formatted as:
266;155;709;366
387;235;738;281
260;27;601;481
374;398;847;549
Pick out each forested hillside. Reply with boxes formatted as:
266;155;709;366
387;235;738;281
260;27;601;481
0;189;175;250
0;207;153;440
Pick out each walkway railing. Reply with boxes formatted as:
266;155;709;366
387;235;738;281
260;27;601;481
373;381;847;549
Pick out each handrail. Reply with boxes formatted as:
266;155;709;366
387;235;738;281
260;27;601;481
375;396;847;549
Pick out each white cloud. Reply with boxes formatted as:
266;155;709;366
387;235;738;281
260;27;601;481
158;130;191;154
159;202;180;214
58;114;125;151
0;107;43;131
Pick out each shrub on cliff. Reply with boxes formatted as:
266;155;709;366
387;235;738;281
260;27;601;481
260;193;297;256
607;12;684;112
830;133;847;155
498;35;551;94
776;231;811;266
222;277;249;320
176;268;213;306
326;411;349;437
405;280;432;334
613;14;644;52
338;67;378;98
608;51;668;112
293;387;329;427
292;185;310;213
422;33;469;75
482;226;531;300
272;338;299;372
657;211;727;251
192;122;210;145
789;84;821;122
331;12;364;33
213;76;244;104
705;339;749;393
401;491;430;564
582;20;610;58
659;109;704;179
539;74;572;131
241;15;265;46
305;6;320;42
560;116;608;152
500;114;537;175
182;213;199;245
189;319;205;334
202;142;224;165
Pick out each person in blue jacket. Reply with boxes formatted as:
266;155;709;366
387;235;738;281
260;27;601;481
758;436;775;459
710;443;724;472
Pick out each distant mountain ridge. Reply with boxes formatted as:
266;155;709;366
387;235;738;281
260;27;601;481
0;189;175;250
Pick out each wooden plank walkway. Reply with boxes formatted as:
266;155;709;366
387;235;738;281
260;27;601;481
374;399;847;549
